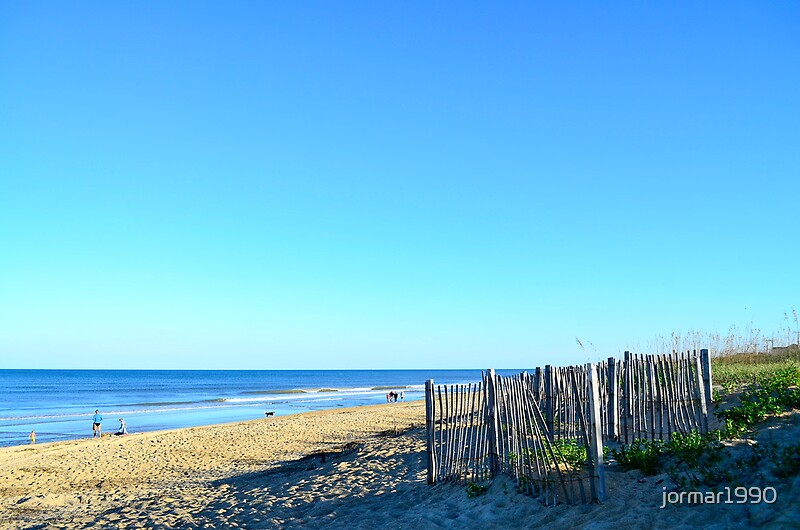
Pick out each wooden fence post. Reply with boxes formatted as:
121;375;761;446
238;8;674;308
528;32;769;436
622;351;631;443
544;365;554;441
586;363;606;502
485;369;501;477
606;357;618;442
700;348;712;404
425;379;437;484
694;355;709;433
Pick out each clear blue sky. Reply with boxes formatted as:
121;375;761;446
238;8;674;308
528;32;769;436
1;2;798;369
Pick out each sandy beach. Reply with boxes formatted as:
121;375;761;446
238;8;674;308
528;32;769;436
1;400;798;529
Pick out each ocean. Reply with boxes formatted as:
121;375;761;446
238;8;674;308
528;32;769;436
0;369;521;447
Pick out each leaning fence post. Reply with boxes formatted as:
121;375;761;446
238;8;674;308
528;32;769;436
606;357;618;442
700;348;712;404
586;363;606;502
425;379;437;484
485;369;501;477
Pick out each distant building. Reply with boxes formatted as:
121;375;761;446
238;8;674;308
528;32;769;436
772;344;799;355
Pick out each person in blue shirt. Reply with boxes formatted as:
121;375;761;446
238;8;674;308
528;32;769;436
92;409;103;438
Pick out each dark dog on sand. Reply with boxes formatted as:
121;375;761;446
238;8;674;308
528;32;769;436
264;411;275;417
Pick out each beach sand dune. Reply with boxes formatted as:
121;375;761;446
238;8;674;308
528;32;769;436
1;401;798;529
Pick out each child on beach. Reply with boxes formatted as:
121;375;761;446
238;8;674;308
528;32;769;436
29;431;36;444
92;409;103;438
117;418;127;435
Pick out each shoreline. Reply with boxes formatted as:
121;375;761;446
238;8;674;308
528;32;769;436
0;401;427;528
0;398;425;451
0;368;475;447
2;399;798;529
0;399;425;458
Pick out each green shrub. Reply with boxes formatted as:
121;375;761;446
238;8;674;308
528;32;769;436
717;367;800;437
466;481;489;498
611;439;666;475
664;431;728;488
666;431;725;468
551;438;588;469
772;443;800;478
611;431;727;485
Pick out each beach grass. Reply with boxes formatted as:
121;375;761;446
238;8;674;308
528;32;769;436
712;348;800;392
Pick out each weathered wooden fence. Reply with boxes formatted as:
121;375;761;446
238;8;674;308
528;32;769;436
425;349;712;504
612;350;710;443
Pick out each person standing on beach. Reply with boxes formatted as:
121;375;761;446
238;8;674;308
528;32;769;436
92;409;103;438
29;431;36;444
